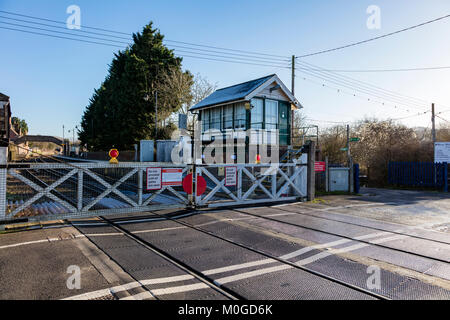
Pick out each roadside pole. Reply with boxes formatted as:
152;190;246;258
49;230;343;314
0;146;7;222
325;156;329;192
432;103;437;184
307;141;316;201
347;125;354;193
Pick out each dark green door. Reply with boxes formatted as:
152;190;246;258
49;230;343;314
278;102;290;145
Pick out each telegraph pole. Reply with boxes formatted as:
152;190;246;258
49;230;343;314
346;124;350;165
432;103;437;183
291;55;295;147
62;125;65;156
347;124;354;193
155;91;158;139
432;103;436;148
291;55;295;95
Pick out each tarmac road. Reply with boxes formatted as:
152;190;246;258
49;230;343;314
1;187;449;300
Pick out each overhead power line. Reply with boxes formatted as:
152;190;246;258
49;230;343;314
296;67;427;112
0;25;122;48
297;74;424;115
0;19;290;65
298;13;450;58
296;66;450;73
0;24;291;69
0;10;289;60
436;115;450;124
295;59;430;108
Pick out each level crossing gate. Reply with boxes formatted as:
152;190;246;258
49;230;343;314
0;159;308;224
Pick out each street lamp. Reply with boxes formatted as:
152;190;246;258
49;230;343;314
144;91;158;139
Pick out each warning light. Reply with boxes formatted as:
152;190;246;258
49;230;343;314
256;154;261;164
109;149;119;164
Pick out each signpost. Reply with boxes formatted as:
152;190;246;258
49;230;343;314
435;142;450;163
314;161;326;172
225;167;237;187
162;168;183;186
146;167;162;190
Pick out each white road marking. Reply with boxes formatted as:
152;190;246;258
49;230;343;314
63;274;195;300
133;227;186;234
61;227;422;301
203;258;276;275
84;233;123;237
0;239;49;250
215;265;292;285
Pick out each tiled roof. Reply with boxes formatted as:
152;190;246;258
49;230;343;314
189;74;275;111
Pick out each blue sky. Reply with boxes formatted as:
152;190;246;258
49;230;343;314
1;0;450;137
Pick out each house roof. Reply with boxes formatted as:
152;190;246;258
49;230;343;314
190;74;301;111
0;93;10;102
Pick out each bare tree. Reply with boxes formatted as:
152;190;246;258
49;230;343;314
155;66;193;126
187;74;217;130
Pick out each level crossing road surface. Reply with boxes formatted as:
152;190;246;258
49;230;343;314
1;188;450;300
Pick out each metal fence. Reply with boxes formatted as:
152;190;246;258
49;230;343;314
2;162;190;222
1;160;308;223
195;163;307;208
388;161;448;191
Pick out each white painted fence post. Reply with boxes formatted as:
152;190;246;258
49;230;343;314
77;169;83;212
0;147;8;220
138;168;143;206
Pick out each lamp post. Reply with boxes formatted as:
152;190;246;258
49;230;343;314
62;125;65;155
144;91;158;139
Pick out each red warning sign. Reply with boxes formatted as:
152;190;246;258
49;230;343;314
162;168;183;186
315;162;326;172
182;174;207;196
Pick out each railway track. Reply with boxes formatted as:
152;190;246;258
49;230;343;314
229;207;450;265
273;204;450;245
9;157;450;300
99;209;389;300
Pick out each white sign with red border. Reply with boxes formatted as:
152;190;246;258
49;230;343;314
162;168;183;186
225;166;237;187
146;167;162;190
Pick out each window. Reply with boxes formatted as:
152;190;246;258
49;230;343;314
202;109;210;132
234;103;246;129
210;107;221;130
265;99;278;130
223;105;233;130
251;98;263;129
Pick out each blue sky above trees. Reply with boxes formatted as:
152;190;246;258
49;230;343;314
1;0;449;137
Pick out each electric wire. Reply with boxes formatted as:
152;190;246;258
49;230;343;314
298;13;450;58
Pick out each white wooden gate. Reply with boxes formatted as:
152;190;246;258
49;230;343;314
2;162;190;223
195;163;307;208
1;159;308;224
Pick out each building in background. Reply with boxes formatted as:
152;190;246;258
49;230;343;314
190;74;302;163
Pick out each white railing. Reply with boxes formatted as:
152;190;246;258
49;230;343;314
3;162;190;222
195;163;307;208
1;159;308;223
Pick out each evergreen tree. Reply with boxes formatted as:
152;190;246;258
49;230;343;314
79;23;193;151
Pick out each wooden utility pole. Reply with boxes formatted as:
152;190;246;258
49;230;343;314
347;124;354;193
432;103;436;148
291;55;295;95
291;55;295;147
155;91;158;139
346;124;350;165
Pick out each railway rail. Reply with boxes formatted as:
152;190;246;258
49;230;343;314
229;208;450;265
99;210;388;300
